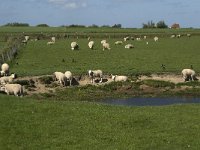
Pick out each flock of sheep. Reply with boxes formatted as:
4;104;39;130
0;61;198;97
0;33;195;97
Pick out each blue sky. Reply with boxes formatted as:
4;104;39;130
0;0;200;28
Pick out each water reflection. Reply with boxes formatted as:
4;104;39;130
102;97;200;106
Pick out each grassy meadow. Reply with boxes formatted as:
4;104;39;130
1;27;200;149
10;35;200;76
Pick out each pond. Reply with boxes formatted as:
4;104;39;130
101;97;200;106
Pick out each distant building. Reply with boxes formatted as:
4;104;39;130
171;23;180;29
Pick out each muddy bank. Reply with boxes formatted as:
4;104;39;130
8;73;200;98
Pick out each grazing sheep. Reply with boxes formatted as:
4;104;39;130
88;41;95;49
143;36;147;39
154;36;159;42
101;40;107;44
0;73;16;84
136;37;141;41
0;63;9;76
64;71;73;86
102;42;111;50
53;72;66;86
71;42;79;50
181;69;198;82
187;34;191;37
125;44;134;49
115;41;123;45
176;34;181;38
111;74;128;82
88;70;103;83
24;36;29;41
124;36;129;41
0;84;23;97
170;35;175;38
47;41;55;45
51;37;56;43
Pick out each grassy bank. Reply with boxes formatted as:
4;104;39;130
0;95;200;149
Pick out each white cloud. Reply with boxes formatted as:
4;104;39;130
48;0;87;9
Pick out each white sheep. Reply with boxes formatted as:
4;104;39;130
187;34;191;37
0;63;9;76
71;42;79;50
143;36;147;39
25;36;29;41
0;84;23;97
88;41;95;49
115;41;123;45
154;36;159;42
51;37;56;43
181;69;198;82
170;35;175;38
88;70;103;83
176;34;181;38
102;42;111;50
124;37;129;41
125;44;134;49
47;41;55;45
136;37;141;41
64;71;73;86
101;40;107;44
111;74;128;82
53;72;66;86
0;73;16;85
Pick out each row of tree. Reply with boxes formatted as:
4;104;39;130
142;20;168;29
3;21;168;28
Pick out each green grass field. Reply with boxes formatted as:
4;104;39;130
10;36;200;76
1;95;200;149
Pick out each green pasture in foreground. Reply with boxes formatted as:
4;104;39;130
10;36;200;76
0;95;200;149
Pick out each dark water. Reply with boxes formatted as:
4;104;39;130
101;97;200;106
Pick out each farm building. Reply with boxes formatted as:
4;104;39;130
170;23;180;29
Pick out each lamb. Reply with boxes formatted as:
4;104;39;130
0;63;9;76
181;69;198;82
125;44;134;49
111;74;128;82
0;84;23;97
102;42;111;50
0;73;16;84
88;70;103;83
71;42;79;50
88;41;95;49
154;36;159;42
53;72;66;86
64;71;73;86
115;41;123;45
